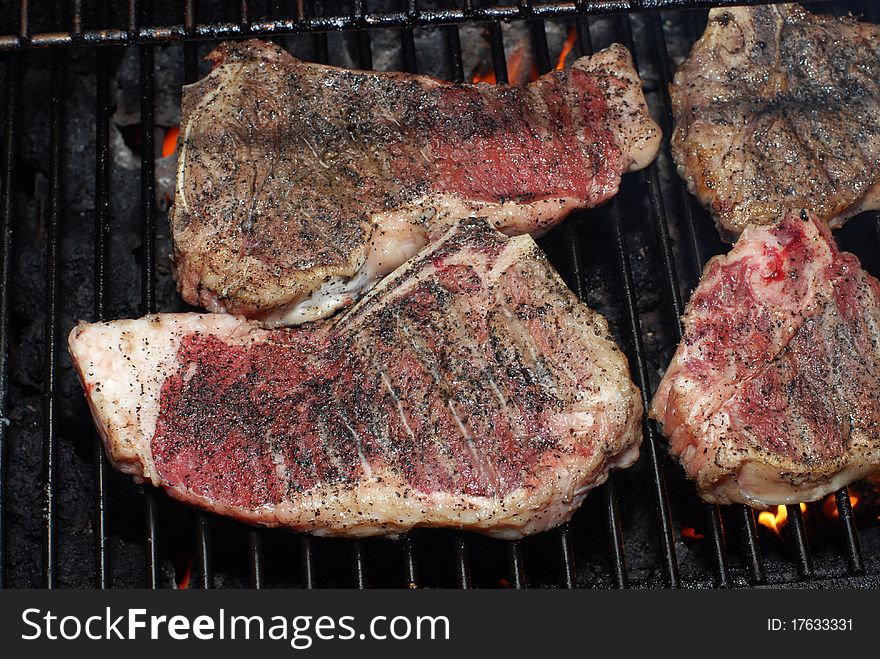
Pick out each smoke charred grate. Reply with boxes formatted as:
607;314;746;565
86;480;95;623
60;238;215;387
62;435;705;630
0;0;879;589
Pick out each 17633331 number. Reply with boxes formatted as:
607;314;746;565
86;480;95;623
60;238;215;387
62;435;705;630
768;619;853;631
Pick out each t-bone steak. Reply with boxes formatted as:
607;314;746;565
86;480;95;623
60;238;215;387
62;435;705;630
70;218;643;538
670;4;880;238
650;212;880;506
171;39;660;326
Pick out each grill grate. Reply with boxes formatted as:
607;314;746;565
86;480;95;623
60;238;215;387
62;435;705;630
0;0;878;589
0;1;852;50
0;52;17;591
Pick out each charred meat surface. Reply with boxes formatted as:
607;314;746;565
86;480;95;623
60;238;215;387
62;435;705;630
670;4;880;238
172;39;660;326
651;212;880;507
70;218;643;538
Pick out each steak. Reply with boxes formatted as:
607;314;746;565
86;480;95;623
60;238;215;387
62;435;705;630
650;212;880;506
670;4;880;239
172;39;660;326
70;218;643;538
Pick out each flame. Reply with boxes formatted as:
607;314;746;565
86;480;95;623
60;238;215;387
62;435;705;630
471;45;536;85
757;503;807;535
822;493;860;519
757;506;788;535
507;47;532;85
176;560;193;589
472;67;496;84
681;526;705;541
162;126;180;159
555;27;577;70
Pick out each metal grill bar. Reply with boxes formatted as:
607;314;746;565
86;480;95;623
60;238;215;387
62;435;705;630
92;2;113;588
738;507;765;584
0;52;19;591
454;535;471;588
17;0;27;42
557;524;576;589
42;40;66;590
127;0;137;37
506;541;526;589
143;492;159;587
603;480;628;588
786;505;814;579
137;0;162;589
835;487;864;574
403;535;418;587
0;0;838;51
443;25;462;81
301;536;314;589
487;23;507;83
71;0;82;36
401;29;417;72
352;542;367;589
356;28;372;69
240;0;251;29
140;19;155;313
184;1;198;77
248;530;264;589
194;516;212;589
311;32;328;64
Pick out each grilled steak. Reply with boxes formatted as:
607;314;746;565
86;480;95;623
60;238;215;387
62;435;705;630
70;218;643;538
670;4;880;238
172;39;660;326
650;212;880;506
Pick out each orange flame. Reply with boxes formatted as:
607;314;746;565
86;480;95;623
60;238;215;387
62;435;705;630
822;493;860;519
162;126;180;159
681;526;705;541
471;45;536;85
555;27;577;70
176;560;193;589
757;504;807;535
472;67;496;84
507;47;533;85
757;506;788;535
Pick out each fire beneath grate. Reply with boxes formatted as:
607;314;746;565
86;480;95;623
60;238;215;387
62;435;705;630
1;0;880;590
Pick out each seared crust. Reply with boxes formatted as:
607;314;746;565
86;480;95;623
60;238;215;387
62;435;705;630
670;4;880;238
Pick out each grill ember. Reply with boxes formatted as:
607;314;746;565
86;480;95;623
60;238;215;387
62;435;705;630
1;0;880;589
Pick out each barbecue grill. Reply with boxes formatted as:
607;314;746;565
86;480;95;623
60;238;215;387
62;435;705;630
1;0;879;590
